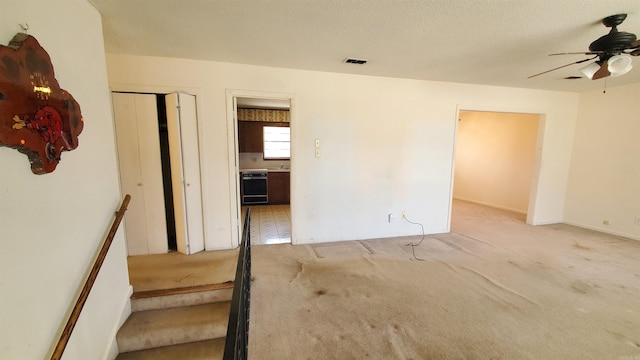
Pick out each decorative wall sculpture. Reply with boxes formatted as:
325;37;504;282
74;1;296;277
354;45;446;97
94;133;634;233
0;33;83;174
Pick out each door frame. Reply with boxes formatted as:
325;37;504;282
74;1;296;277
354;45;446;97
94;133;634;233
448;104;547;228
225;89;296;247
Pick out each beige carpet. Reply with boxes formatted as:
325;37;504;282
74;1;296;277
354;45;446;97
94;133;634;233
248;200;640;359
127;249;238;292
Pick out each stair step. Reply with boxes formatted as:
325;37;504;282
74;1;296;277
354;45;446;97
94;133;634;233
116;338;225;360
131;285;233;312
117;301;231;353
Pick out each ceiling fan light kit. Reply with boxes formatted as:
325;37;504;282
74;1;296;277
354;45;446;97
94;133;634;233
607;54;633;77
579;62;602;79
530;13;639;81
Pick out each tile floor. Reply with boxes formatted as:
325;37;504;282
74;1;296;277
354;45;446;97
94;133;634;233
242;204;291;245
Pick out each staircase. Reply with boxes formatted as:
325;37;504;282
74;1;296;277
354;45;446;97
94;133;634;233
116;283;234;359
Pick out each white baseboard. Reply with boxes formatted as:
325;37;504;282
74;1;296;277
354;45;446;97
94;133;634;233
102;285;133;360
563;220;640;241
453;196;528;215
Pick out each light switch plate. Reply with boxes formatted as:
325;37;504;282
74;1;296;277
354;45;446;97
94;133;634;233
315;139;320;147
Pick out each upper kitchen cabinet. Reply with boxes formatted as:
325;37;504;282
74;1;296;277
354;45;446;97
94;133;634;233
238;120;264;153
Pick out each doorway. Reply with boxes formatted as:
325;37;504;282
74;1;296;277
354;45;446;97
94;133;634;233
451;110;544;225
226;90;294;247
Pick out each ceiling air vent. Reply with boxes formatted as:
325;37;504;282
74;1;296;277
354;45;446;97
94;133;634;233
344;58;367;65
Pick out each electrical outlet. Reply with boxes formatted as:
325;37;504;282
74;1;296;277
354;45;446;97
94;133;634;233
388;213;397;223
401;211;406;219
634;217;640;225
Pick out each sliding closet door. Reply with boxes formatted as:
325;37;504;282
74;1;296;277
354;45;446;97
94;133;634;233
165;93;205;255
112;93;169;255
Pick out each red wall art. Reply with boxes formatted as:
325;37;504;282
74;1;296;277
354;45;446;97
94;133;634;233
0;33;83;174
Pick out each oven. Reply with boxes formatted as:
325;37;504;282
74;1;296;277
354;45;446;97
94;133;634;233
241;169;268;205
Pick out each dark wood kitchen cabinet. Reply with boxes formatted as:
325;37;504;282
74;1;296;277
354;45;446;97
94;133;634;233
268;171;290;204
238;121;264;153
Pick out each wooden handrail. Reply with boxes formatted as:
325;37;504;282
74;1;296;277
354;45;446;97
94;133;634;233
50;194;131;360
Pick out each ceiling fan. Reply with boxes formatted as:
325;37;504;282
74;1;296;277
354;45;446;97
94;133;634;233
529;14;640;80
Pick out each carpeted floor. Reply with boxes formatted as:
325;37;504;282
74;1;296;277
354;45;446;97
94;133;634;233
127;249;238;292
248;200;640;359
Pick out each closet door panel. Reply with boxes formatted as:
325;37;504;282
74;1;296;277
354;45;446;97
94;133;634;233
135;94;169;254
165;93;205;254
112;93;168;255
176;93;205;254
113;93;147;255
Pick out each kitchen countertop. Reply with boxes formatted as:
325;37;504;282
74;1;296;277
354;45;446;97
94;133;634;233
240;168;290;173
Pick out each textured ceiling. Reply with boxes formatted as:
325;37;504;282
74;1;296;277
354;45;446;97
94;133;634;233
91;0;640;93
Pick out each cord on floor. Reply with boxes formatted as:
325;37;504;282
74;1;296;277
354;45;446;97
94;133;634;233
403;214;425;261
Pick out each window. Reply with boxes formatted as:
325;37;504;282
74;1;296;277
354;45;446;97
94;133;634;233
263;126;290;159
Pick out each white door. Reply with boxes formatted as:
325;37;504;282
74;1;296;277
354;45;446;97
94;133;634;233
112;93;169;255
165;93;205;254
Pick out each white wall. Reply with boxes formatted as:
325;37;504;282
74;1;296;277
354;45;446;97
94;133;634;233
454;111;539;214
0;1;131;359
564;83;640;240
105;54;580;248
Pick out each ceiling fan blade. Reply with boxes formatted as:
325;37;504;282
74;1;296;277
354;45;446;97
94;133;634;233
528;57;596;79
592;61;610;80
549;51;601;56
628;40;640;55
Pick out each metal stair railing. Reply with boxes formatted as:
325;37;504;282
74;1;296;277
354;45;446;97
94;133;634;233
223;208;252;360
